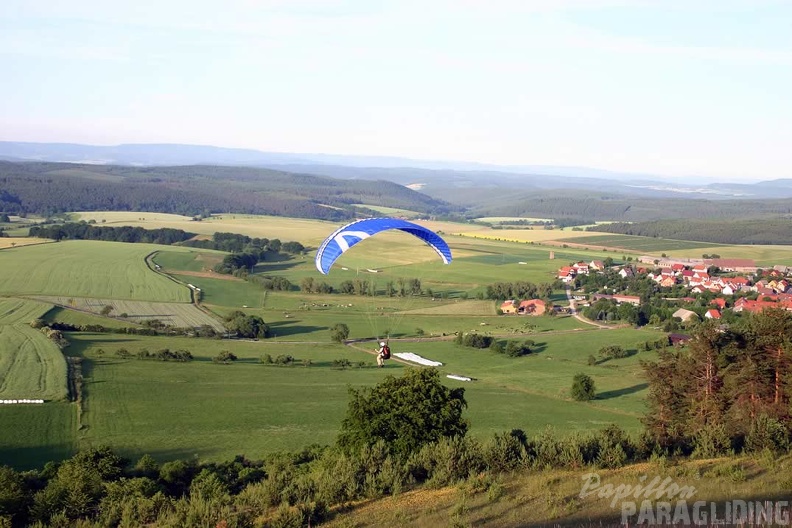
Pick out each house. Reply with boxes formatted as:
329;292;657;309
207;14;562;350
589;260;605;271
673;308;699;323
519;299;547;315
613;294;641;306
711;298;727;309
705;258;757;273
733;299;782;313
705;309;721;320
500;300;518;314
619;267;635;279
660;277;677;288
671;263;686;272
572;261;590;275
558;266;576;282
668;333;692;346
692;264;708;274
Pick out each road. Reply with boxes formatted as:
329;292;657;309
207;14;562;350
565;285;613;329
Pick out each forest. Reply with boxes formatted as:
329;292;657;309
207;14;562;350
0;161;455;220
589;218;792;245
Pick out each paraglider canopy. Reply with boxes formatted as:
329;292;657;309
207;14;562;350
315;218;452;275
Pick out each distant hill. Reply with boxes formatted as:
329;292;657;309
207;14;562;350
0;161;456;220
3;141;791;201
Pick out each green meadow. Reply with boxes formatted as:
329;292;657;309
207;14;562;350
2;214;763;469
0;403;78;470
0;241;191;301
562;234;724;252
0;298;68;401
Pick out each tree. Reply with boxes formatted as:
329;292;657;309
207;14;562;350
100;305;114;316
300;276;315;293
329;323;350;343
0;465;28;524
337;368;468;456
224;311;269;338
571;373;596;401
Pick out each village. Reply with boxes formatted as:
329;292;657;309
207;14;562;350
499;256;792;324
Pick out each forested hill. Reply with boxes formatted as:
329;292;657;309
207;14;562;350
0;161;455;220
464;189;792;222
591;218;792;245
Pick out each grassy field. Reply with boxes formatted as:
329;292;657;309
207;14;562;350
0;298;68;401
73;212;341;248
69;333;402;461
0;324;69;401
64;323;657;463
0;403;78;470
65;211;792;267
0;240;191;301
43;306;132;329
11;211;792;471
30;295;224;331
0;297;52;325
563;234;724;252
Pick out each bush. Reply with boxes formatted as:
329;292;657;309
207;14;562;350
213;350;238;364
505;340;533;357
456;333;493;349
745;415;790;454
571;373;596;401
329;323;350;343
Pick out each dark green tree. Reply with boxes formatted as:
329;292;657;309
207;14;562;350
571;373;596;401
337;368;468;456
329;323;350;343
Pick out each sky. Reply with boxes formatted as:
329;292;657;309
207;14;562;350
1;0;791;181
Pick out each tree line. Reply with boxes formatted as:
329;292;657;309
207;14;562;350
28;223;194;245
590;217;792;245
643;309;792;456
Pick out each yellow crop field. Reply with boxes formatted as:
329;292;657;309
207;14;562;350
0;238;54;249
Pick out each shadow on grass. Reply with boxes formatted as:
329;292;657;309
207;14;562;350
596;383;648;400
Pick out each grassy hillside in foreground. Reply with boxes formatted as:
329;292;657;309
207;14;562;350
324;454;792;527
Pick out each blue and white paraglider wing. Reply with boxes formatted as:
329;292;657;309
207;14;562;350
315;218;452;274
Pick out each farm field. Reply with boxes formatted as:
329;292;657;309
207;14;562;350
562;234;723;252
0;403;78;470
69;334;402;461
73;212;342;248
65;325;654;463
0;237;54;249
30;295;224;331
0;298;68;401
0;297;52;325
43;306;132;329
66;211;792;267
11;211;792;470
0;325;68;401
0;240;191;301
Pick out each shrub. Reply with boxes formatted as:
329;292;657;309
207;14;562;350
329;323;350;343
571;373;596;401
